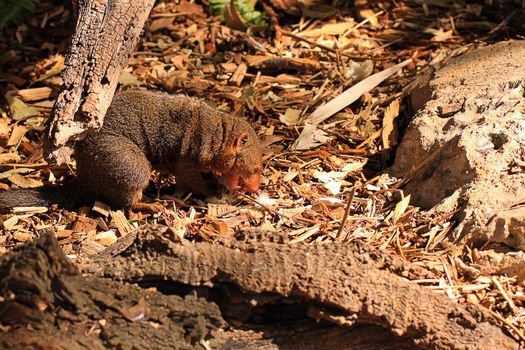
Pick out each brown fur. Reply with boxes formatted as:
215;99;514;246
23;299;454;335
0;90;262;210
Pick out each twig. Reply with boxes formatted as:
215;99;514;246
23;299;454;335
342;10;385;39
473;302;525;343
336;187;356;238
492;277;518;314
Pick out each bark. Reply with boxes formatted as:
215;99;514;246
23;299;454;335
0;228;517;349
44;0;155;166
87;227;516;350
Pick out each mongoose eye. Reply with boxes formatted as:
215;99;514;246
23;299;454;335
236;133;250;149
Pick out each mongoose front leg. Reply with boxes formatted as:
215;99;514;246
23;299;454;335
75;134;152;209
171;160;218;198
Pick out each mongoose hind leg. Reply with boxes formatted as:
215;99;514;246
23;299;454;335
75;134;152;209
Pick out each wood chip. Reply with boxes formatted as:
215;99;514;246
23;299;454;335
7;125;27;147
56;230;73;239
11;206;48;214
230;63;247;86
71;215;98;234
208;203;238;217
13;231;33;242
220;62;237;73
92;201;111;217
381;99;400;150
95;230;118;246
110;210;133;236
244;55;320;73
17;87;53;102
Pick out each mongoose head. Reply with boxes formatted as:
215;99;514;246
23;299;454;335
215;128;262;194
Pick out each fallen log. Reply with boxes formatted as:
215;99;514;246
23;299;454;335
87;226;516;349
0;228;517;349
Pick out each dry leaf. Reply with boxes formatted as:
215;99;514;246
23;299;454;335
8;173;43;188
205;218;231;236
257;193;277;207
299;21;356;37
289;226;320;244
2;216;19;230
392;195;411;224
119;297;149;322
259;134;285;148
317;197;345;207
425;28;454;42
344;60;373;82
5;92;39;120
313;171;342;195
359;9;379;26
223;0;247;31
92;201;111;217
95;230;118;246
0;153;22;164
517;268;525;286
280;108;302;126
0;168;34;179
292;123;331;150
149;17;175;32
119;70;142;87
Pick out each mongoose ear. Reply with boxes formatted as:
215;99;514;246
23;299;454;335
234;132;251;151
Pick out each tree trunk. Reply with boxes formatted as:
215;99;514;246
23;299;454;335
44;0;155;166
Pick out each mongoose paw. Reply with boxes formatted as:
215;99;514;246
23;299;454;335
131;201;165;213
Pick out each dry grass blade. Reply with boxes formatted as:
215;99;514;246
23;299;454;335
304;59;412;125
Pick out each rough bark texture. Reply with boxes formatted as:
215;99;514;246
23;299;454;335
44;0;155;166
390;40;525;248
85;226;516;350
0;228;517;349
0;232;226;350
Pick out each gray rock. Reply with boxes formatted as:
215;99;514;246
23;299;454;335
390;41;525;247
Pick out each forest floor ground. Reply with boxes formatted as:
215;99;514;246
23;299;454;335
1;0;524;344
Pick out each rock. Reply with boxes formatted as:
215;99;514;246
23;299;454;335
487;207;525;250
390;41;525;247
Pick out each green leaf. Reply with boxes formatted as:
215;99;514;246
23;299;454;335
209;0;266;27
0;0;40;30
